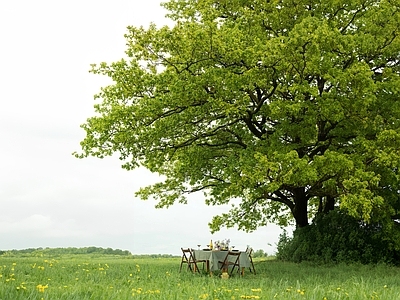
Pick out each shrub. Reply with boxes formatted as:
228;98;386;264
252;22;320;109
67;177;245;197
277;210;400;265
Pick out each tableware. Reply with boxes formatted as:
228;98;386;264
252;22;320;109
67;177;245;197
197;244;201;250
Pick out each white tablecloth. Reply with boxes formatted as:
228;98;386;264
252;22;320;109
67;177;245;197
193;250;250;271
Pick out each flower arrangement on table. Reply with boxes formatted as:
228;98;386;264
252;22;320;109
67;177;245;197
214;239;230;250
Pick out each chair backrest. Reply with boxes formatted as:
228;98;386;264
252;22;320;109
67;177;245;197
181;248;194;263
229;250;241;259
245;246;253;257
221;250;241;265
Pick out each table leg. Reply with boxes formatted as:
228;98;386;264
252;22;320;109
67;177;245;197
207;261;214;276
241;267;245;276
193;264;197;272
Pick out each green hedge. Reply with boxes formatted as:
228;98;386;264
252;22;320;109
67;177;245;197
277;210;400;265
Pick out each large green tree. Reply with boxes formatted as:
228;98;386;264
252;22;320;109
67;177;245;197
76;0;400;232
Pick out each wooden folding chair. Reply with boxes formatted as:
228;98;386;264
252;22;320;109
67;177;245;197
218;251;241;275
246;246;256;274
179;248;205;273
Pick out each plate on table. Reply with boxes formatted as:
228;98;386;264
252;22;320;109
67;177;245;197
232;250;239;252
202;249;211;251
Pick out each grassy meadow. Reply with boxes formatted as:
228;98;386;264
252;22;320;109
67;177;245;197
1;252;400;299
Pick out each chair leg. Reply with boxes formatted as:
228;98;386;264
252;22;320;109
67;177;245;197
192;262;199;273
251;261;256;274
248;267;255;274
188;263;193;272
228;265;240;276
180;262;194;273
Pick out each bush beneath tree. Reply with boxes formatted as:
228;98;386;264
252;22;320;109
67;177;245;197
276;210;400;265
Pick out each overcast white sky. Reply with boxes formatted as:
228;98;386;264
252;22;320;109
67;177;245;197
0;0;290;256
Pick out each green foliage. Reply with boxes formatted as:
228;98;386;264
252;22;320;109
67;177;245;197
276;210;400;264
76;0;400;233
252;249;268;258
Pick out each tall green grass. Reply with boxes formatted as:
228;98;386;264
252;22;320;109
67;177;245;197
0;254;399;299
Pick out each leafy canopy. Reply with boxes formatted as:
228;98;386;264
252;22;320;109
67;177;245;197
76;0;400;232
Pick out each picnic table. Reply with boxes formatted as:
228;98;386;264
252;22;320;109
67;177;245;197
193;249;251;275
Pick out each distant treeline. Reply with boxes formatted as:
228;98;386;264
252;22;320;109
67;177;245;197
0;247;132;256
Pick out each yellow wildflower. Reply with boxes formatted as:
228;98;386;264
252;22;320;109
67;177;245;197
36;284;48;292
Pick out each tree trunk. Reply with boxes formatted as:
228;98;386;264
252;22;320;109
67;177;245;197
292;187;309;228
323;196;335;213
317;195;336;214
